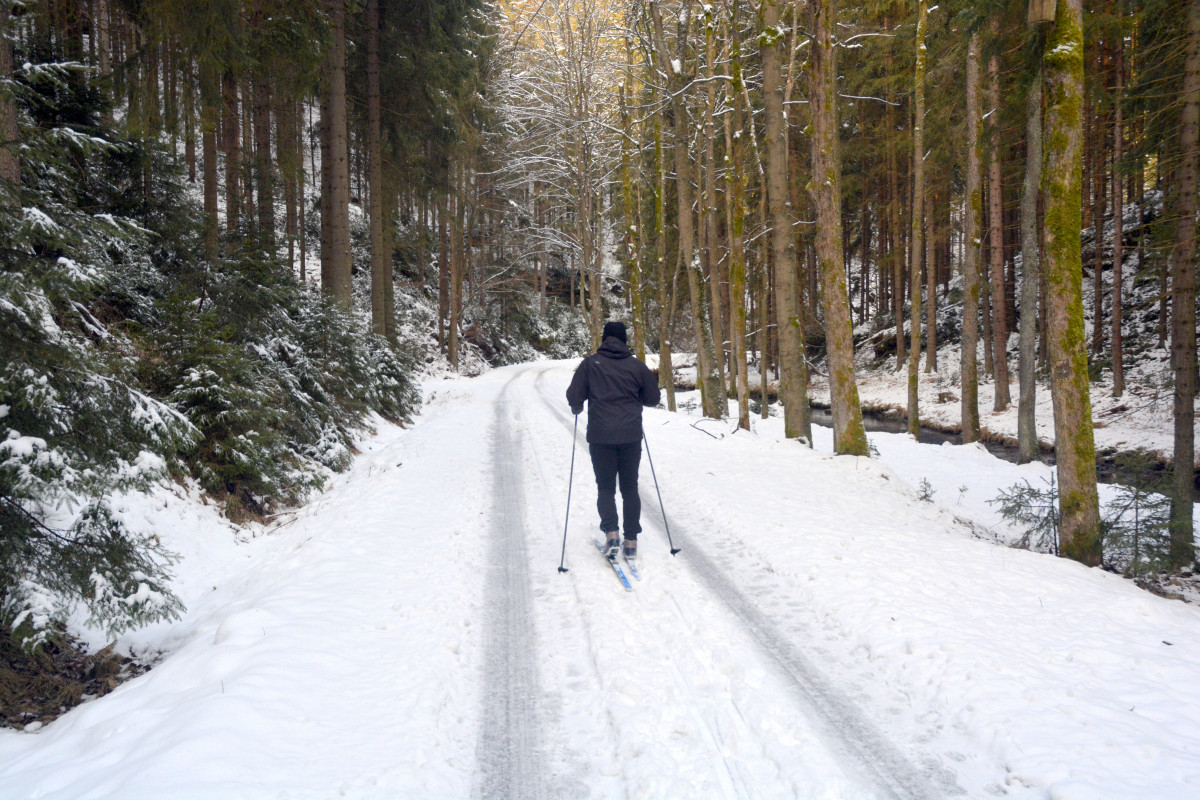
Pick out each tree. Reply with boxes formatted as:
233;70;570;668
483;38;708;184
1018;43;1043;464
808;0;867;456
907;0;927;438
987;17;1011;412
650;1;725;419
961;30;982;444
0;3;18;194
724;1;752;432
322;0;352;306
1042;0;1101;565
1168;0;1199;568
366;0;392;339
762;0;810;441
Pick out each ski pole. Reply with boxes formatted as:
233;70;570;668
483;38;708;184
558;414;578;573
642;430;680;556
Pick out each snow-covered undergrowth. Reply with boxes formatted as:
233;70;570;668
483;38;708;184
2;362;1198;799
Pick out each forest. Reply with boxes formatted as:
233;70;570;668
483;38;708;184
1;0;1198;718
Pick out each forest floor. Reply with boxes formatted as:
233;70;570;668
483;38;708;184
2;360;1199;799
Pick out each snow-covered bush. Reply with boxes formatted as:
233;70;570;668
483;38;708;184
1;58;193;644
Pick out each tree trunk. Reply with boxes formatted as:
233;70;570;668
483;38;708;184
810;0;867;455
885;18;905;368
654;116;676;412
222;70;240;232
762;0;811;441
1042;0;1101;565
651;2;723;419
438;193;449;351
725;67;752;432
988;27;1011;410
703;13;727;388
199;63;220;263
725;6;752;431
1168;0;1200;568
907;0;927;438
253;73;273;243
1091;60;1107;357
620;84;645;358
367;0;389;337
925;181;938;373
1111;39;1125;399
324;0;352;306
0;2;19;194
1018;57;1044;464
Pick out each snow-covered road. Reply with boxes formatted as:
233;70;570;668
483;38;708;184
3;361;1200;799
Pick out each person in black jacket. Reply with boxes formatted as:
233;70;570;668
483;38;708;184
566;321;661;563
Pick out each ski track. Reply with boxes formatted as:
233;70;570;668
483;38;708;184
531;365;963;799
473;373;548;799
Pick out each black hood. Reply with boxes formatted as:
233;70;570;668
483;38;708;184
597;337;632;359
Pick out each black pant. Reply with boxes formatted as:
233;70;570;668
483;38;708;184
589;441;642;539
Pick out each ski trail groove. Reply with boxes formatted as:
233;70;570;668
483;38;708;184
533;369;962;799
474;372;548;800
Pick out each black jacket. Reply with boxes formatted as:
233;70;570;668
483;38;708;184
566;337;661;444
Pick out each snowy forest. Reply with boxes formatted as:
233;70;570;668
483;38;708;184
2;0;1200;796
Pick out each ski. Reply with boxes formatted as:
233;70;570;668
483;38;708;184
594;535;633;591
623;553;640;581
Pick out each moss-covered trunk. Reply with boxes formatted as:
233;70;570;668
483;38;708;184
809;0;867;456
1042;0;1101;565
725;11;751;432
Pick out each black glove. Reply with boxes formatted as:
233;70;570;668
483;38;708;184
571;404;583;416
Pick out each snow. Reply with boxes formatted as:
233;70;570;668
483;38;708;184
3;361;1200;799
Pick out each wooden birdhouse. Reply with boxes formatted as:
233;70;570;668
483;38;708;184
1028;0;1057;24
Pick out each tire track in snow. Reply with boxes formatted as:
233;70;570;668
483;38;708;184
532;368;962;799
474;371;548;800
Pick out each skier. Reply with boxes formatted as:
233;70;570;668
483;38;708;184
566;321;661;564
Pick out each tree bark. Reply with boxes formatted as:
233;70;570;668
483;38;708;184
1168;0;1200;568
907;0;927;438
988;25;1011;410
367;0;389;338
1042;0;1101;565
619;83;645;358
762;0;811;441
1091;55;1107;357
810;0;867;455
703;11;727;388
222;70;241;232
925;181;938;373
725;6;752;431
437;193;449;351
960;37;979;448
1111;39;1125;399
323;0;352;306
199;63;220;263
885;18;905;368
0;2;20;195
1018;58;1044;464
650;2;724;419
653;116;676;411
